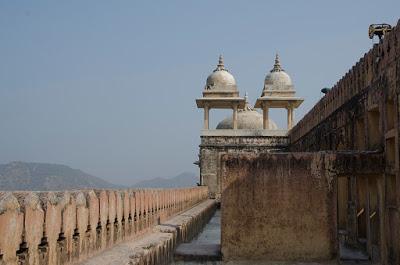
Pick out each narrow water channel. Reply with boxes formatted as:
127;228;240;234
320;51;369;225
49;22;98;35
190;209;221;245
171;209;221;265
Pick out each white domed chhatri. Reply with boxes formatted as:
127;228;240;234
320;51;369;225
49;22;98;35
196;55;246;130
201;55;241;99
205;55;237;91
216;95;278;130
255;54;304;130
197;54;303;131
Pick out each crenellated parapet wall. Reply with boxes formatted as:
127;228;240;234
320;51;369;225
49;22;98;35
289;19;400;147
0;187;208;265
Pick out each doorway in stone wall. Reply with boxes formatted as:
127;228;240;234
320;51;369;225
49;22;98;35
337;175;370;263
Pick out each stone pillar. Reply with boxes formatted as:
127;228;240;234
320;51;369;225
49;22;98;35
204;105;209;130
287;106;294;130
291;108;294;129
233;104;238;129
263;103;269;130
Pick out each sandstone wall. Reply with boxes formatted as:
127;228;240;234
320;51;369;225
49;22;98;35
220;152;337;262
0;187;208;265
199;134;288;199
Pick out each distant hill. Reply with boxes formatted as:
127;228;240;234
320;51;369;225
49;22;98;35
0;161;121;191
132;172;199;188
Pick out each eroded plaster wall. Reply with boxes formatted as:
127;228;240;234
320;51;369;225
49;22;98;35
220;152;337;262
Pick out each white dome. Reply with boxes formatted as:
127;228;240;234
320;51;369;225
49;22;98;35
205;55;237;91
206;70;237;91
264;54;294;91
216;100;278;130
264;71;293;90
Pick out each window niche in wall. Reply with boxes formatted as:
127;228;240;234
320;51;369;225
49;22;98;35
386;99;395;131
356;117;366;150
385;137;395;169
367;107;381;150
386;174;397;207
384;97;397;171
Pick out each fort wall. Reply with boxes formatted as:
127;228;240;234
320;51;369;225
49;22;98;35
289;19;400;152
285;19;400;265
0;187;208;265
220;152;338;262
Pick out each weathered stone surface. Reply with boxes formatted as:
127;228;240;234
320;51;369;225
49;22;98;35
289;20;400;152
0;187;208;265
199;134;288;199
73;191;89;261
86;190;99;253
0;192;24;265
62;192;77;263
174;209;221;262
16;192;44;265
40;192;63;265
285;19;400;265
220;153;337;262
174;243;221;261
97;190;108;250
78;199;216;265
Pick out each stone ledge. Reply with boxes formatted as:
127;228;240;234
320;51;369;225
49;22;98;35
78;199;217;265
174;243;221;261
201;129;288;137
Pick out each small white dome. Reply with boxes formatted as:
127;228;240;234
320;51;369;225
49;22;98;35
264;71;293;90
216;99;278;130
205;56;237;91
264;54;294;91
206;70;237;90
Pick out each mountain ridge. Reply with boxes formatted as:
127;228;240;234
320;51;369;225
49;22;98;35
0;161;121;191
132;171;198;188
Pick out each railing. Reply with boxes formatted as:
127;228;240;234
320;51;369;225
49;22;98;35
0;187;208;265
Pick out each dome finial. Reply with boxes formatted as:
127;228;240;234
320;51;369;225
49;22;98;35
243;92;252;111
271;53;282;72
215;54;225;71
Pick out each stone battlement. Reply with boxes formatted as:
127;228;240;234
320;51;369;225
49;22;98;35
0;187;208;265
289;19;400;144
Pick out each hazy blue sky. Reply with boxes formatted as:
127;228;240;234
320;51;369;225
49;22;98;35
0;1;399;185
